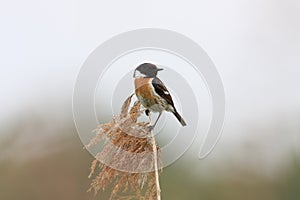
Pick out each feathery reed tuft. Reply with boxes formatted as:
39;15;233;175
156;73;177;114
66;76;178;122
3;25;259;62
86;94;162;200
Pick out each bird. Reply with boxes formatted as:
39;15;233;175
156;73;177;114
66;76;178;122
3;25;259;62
133;63;186;130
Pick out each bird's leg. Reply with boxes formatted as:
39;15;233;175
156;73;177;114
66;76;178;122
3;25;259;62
148;112;162;131
144;109;152;123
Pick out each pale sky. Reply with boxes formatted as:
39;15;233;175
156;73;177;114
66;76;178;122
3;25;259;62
1;1;299;166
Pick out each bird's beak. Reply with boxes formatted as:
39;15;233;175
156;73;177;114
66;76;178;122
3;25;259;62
157;68;164;71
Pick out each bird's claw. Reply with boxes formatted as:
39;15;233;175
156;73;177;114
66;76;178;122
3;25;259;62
147;125;154;131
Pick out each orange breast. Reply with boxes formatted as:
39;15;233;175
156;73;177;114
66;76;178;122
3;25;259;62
134;78;154;99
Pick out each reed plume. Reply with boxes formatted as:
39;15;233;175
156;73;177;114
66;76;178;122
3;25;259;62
86;94;162;200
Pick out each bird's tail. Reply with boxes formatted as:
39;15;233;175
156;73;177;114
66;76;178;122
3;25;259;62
173;110;187;126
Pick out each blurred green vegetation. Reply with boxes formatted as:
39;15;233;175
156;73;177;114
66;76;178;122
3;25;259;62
0;119;299;200
161;157;300;200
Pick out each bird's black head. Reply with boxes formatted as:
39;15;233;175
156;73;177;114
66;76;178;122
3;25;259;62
133;63;163;78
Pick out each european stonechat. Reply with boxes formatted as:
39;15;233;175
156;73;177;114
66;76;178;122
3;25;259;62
133;63;187;129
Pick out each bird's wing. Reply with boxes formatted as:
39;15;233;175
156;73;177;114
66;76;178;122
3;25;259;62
152;77;175;107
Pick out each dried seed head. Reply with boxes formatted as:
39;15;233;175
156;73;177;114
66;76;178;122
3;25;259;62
87;95;161;199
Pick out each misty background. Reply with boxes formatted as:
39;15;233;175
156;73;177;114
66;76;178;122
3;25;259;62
1;0;300;199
